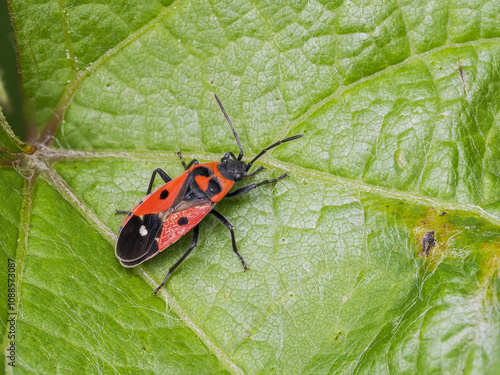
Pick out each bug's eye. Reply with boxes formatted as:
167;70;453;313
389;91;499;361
235;173;242;181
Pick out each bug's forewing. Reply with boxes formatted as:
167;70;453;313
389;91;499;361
157;202;214;251
116;213;164;265
117;202;215;267
116;168;218;267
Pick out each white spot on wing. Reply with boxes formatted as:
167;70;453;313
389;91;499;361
139;225;148;237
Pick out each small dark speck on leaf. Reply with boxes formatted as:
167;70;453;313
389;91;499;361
419;231;436;257
440;211;447;216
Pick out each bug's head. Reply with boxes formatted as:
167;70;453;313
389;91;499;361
214;94;303;180
218;153;247;181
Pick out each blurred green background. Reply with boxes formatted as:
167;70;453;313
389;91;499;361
0;0;26;140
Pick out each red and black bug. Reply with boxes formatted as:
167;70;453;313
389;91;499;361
116;95;302;294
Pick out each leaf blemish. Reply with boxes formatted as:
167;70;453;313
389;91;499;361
419;231;436;257
333;330;343;341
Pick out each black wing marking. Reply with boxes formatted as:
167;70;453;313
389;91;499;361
116;213;163;263
119;242;160;267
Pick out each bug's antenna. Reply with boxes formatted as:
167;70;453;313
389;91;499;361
214;94;244;160
246;134;303;172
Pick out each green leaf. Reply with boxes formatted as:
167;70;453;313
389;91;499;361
3;0;500;373
0;169;25;371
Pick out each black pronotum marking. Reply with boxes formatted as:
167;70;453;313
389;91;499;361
178;217;189;226
206;177;222;198
160;189;169;199
192;166;213;177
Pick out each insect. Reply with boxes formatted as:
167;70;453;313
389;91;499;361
115;95;302;295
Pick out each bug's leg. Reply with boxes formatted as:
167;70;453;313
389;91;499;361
244;166;266;178
209;210;248;271
177;151;199;170
226;173;288;198
154;225;200;295
147;168;173;195
115;210;131;215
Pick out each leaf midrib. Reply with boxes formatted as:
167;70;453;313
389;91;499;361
36;147;500;227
